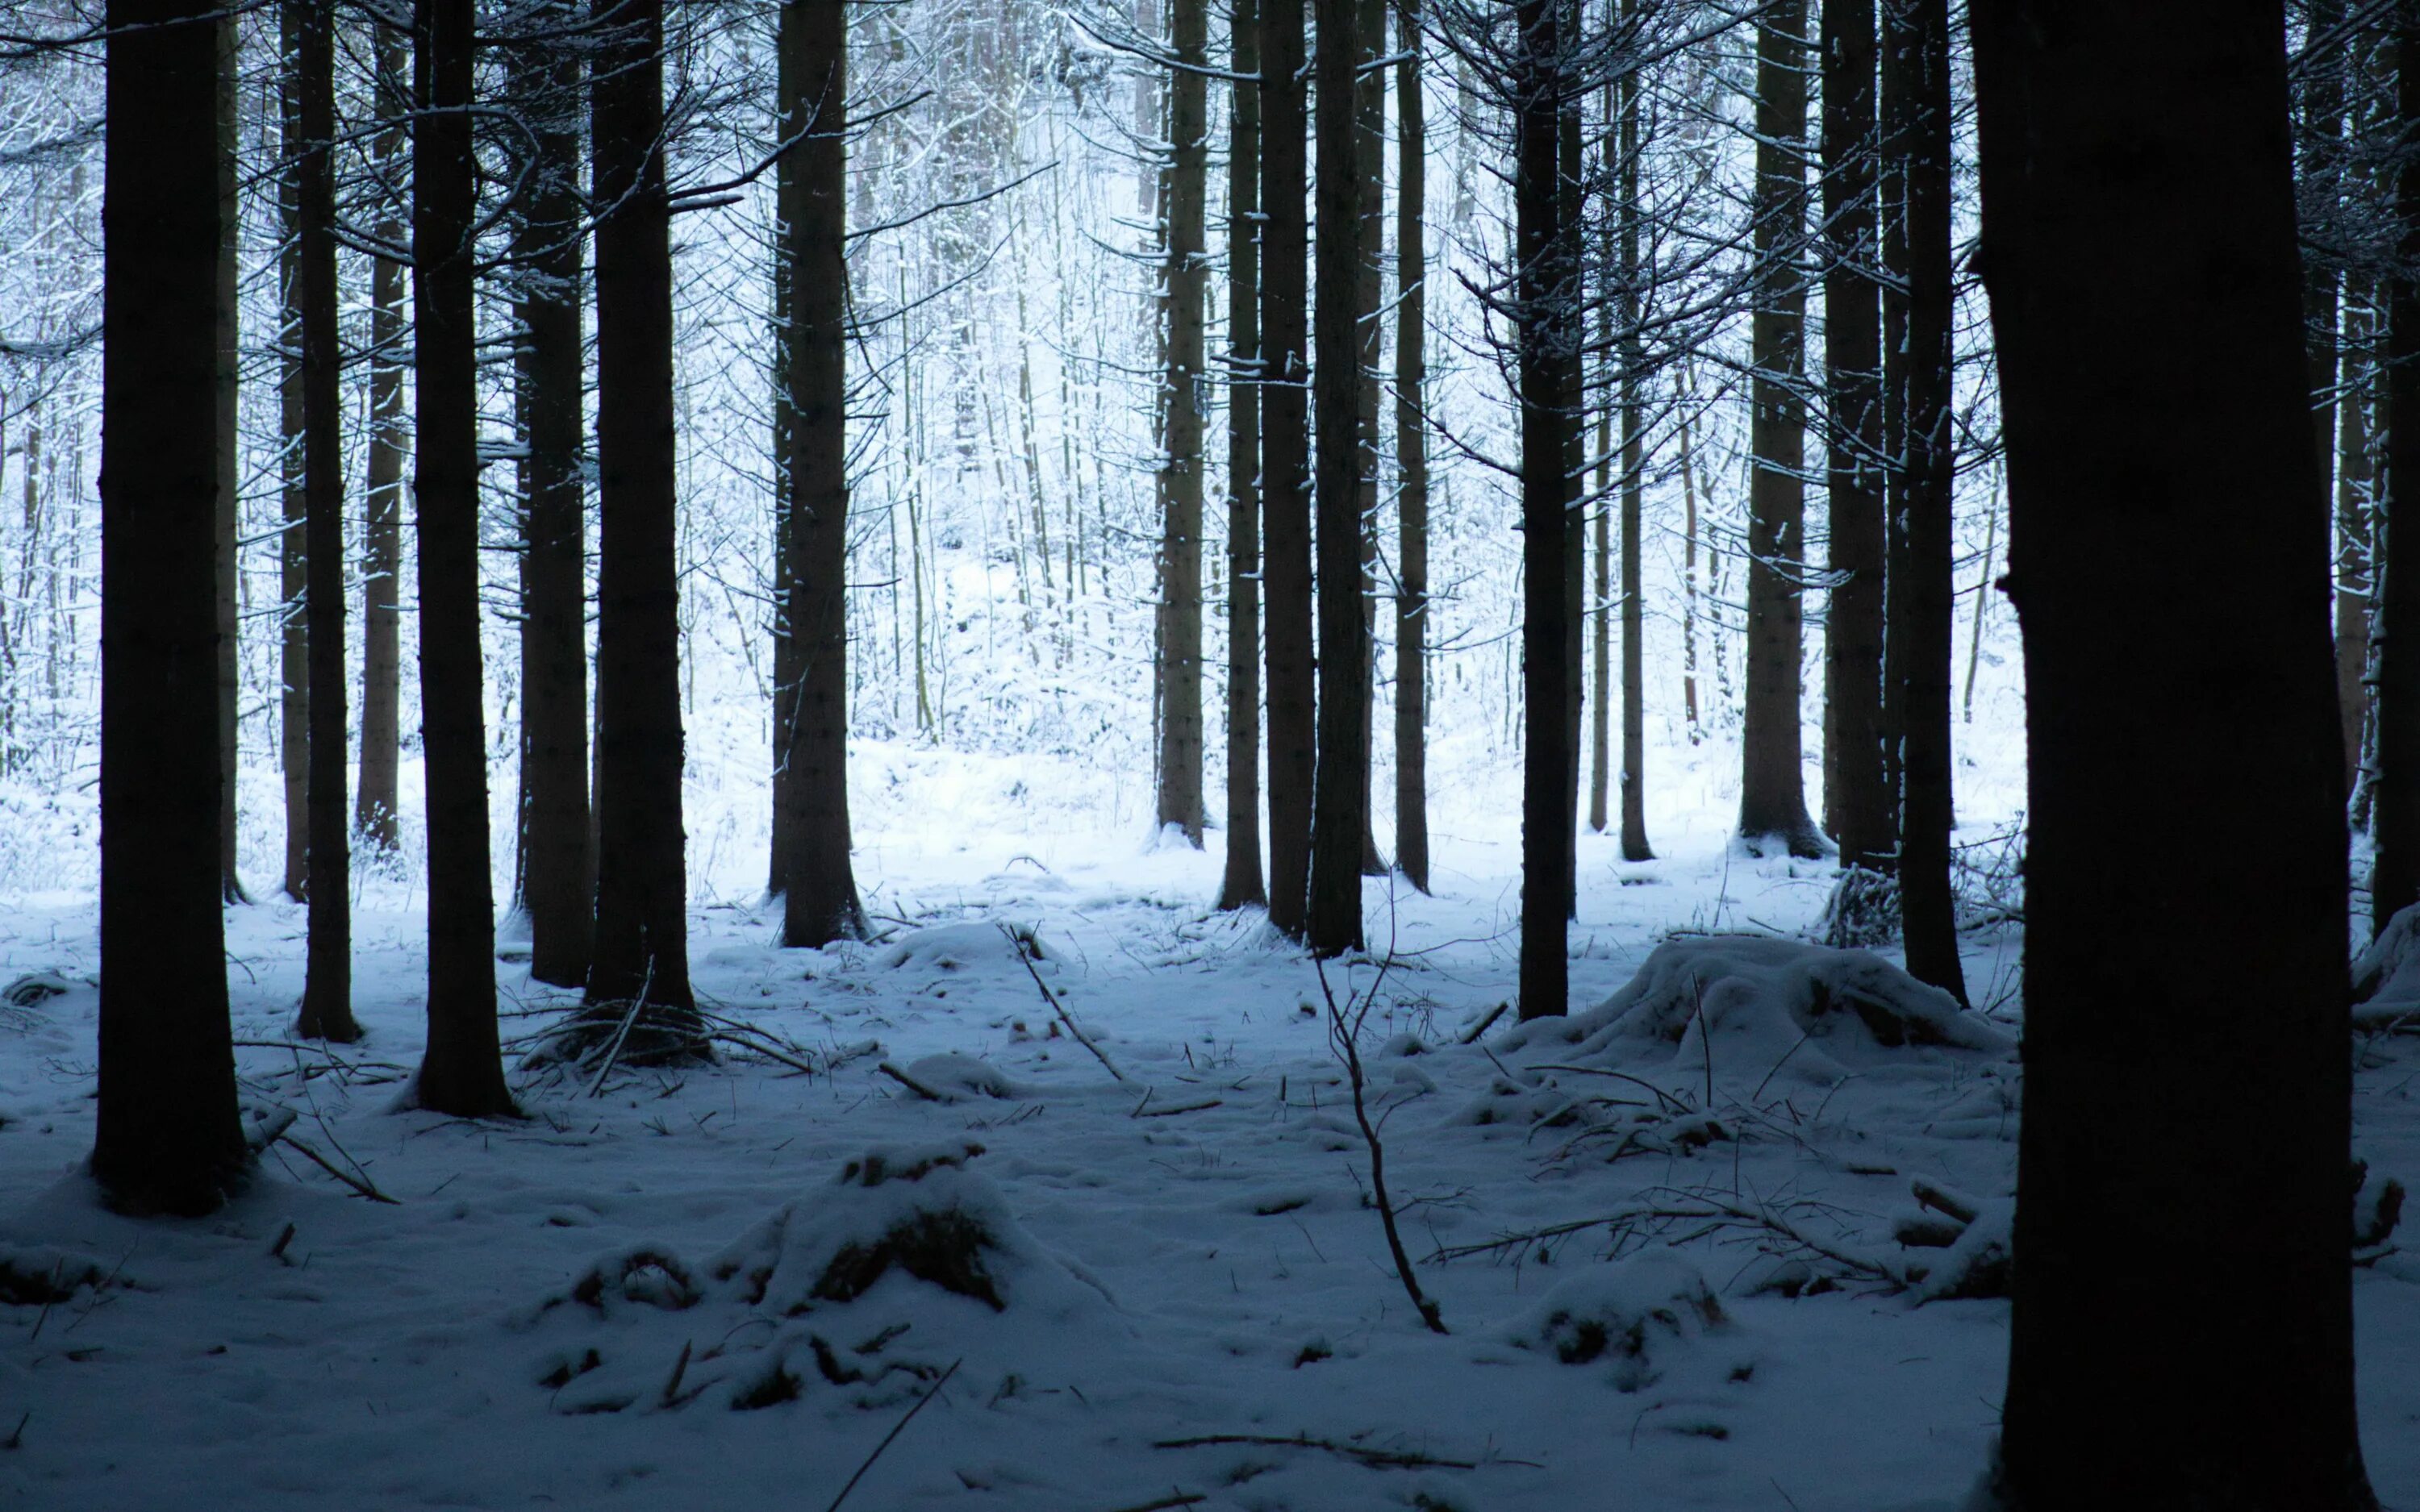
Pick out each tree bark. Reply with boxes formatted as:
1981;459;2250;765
294;0;358;1043
2341;277;2375;809
1218;0;1270;910
777;0;869;949
1308;0;1370;956
412;0;516;1117
588;0;702;1029
1516;0;1575;1016
1156;0;1210;844
1740;2;1824;856
94;0;253;1216
515;16;595;985
1356;0;1387;879
1971;1;2379;1503
2378;11;2420;931
1822;0;1888;873
1615;36;1650;864
1262;0;1315;937
1891;0;1965;1001
1392;0;1430;894
278;0;310;902
215;13;248;905
357;27;407;856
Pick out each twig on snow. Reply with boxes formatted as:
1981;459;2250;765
1318;957;1449;1335
999;923;1129;1083
822;1356;961;1512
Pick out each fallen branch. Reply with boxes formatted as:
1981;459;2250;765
823;1357;961;1512
876;1061;945;1102
1458;1003;1508;1044
1097;1494;1205;1512
274;1131;400;1205
1134;1098;1222;1118
1151;1432;1516;1471
1319;957;1448;1336
1000;924;1129;1083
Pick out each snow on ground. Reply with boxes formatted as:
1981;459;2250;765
0;731;2414;1511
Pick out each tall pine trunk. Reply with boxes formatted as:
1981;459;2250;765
588;0;702;1032
1822;0;1888;873
1392;0;1430;894
1892;0;1965;1001
1739;2;1823;856
1515;0;1574;1016
777;0;869;949
94;0;252;1215
1355;0;1387;878
1971;1;2378;1502
215;13;247;904
1218;0;1270;910
1308;0;1369;956
278;0;310;900
1156;0;1210;844
2342;277;2376;806
1615;37;1650;864
294;0;358;1043
357;27;407;855
2378;10;2420;931
412;0;516;1116
515;16;595;985
1262;0;1315;937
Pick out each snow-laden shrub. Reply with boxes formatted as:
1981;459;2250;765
1505;1252;1728;1392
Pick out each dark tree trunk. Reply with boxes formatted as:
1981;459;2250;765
2378;12;2420;931
1740;2;1824;856
1262;0;1315;937
1971;1;2379;1504
588;0;702;1031
1822;0;1888;872
1355;0;1387;879
215;14;247;905
1560;33;1583;904
357;27;407;856
1308;0;1370;956
515;17;595;986
1515;0;1574;1016
413;0;516;1117
1615;43;1650;864
1157;0;1210;844
294;0;358;1043
2341;278;2375;806
94;0;253;1216
278;0;310;901
777;0;868;949
1219;0;1270;910
1392;0;1430;895
1892;0;1965;1001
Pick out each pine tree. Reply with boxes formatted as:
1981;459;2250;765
1262;0;1316;937
1392;0;1432;894
1156;0;1211;845
1218;0;1270;910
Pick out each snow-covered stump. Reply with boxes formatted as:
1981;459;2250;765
512;1141;1116;1415
2353;902;2420;1031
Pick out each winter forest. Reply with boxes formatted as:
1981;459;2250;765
0;0;2413;1503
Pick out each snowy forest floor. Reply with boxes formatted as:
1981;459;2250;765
1;746;2418;1510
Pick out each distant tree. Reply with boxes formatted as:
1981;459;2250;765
1970;0;2379;1503
1155;0;1210;845
93;0;252;1213
1392;0;1432;895
586;0;703;1043
1308;0;1371;956
1738;0;1824;857
294;0;358;1043
278;0;310;902
1612;15;1650;865
1217;0;1270;911
1262;0;1316;937
511;10;595;985
356;24;408;856
411;0;516;1116
775;0;869;950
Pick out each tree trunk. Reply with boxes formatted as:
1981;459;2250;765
1392;0;1430;895
294;0;358;1043
1308;0;1369;956
777;0;869;949
1740;2;1823;856
588;0;702;1032
1356;0;1387;879
278;0;310;902
1560;31;1583;903
1971;2;2380;1503
2341;277;2375;806
357;27;407;856
2378;12;2420;931
94;0;252;1215
412;0;516;1117
1516;0;1574;1016
1892;0;1966;1002
1822;0;1888;872
1156;0;1210;844
1219;0;1270;910
215;12;247;905
515;17;595;986
1616;40;1651;864
1262;0;1315;937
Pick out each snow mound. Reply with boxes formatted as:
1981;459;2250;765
1505;1252;1730;1393
2352;902;2420;1029
515;1143;1114;1415
874;921;1049;973
1506;935;2013;1083
899;1052;1022;1102
0;1243;118;1304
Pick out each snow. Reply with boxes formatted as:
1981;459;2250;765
0;742;2414;1510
